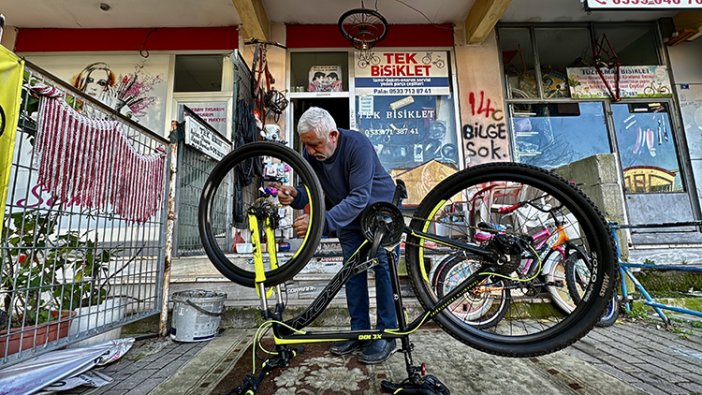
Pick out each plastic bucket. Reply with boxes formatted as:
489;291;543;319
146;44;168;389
170;290;226;342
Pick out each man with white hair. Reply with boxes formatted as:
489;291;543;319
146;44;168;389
278;106;398;364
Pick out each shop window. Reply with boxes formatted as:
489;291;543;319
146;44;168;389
174;55;223;92
499;28;538;99
593;25;660;66
511;102;611;169
355;94;458;206
535;28;591;99
611;102;683;193
355;95;458;172
290;52;349;93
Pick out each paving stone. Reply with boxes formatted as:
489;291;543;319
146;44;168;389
679;381;702;393
593;363;644;384
123;378;162;395
632;382;674;395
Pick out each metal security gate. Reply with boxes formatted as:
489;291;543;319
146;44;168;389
172;50;255;256
0;60;170;366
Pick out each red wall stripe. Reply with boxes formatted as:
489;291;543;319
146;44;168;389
286;24;454;48
15;27;239;52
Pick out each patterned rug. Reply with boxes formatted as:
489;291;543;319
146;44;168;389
214;338;393;395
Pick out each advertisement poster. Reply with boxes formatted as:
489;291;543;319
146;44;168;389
26;54;169;133
308;65;343;92
355;94;458;204
354;51;450;96
0;46;24;233
180;101;228;137
566;65;673;99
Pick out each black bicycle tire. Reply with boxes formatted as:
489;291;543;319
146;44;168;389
596;293;619;328
337;8;388;47
405;162;617;357
564;245;594;305
549;243;592;314
566;258;620;327
0;105;6;138
432;253;510;329
198;141;325;287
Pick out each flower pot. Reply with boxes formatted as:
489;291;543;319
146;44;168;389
0;310;75;357
68;297;128;348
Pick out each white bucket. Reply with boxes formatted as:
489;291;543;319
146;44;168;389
170;290;226;342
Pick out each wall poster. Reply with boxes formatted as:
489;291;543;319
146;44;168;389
566;65;673;99
25;54;170;134
355;94;458;205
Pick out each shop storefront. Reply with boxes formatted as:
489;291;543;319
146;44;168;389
283;24;461;206
496;22;701;244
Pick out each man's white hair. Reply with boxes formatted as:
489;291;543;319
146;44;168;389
297;107;337;138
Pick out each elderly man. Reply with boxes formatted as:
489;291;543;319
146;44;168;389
278;106;398;364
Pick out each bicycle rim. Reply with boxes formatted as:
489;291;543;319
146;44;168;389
338;8;388;47
432;253;510;329
198;142;324;287
405;162;616;357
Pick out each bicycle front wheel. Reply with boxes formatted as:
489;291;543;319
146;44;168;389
405;162;616;357
199;142;324;287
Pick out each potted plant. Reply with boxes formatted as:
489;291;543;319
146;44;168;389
0;210;126;354
1;211;76;356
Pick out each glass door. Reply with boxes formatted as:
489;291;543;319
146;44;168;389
611;101;699;243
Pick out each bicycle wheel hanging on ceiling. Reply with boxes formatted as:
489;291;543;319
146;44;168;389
338;7;388;50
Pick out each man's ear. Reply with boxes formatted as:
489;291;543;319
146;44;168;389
329;130;339;142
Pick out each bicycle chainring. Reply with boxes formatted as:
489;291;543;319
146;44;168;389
360;202;404;247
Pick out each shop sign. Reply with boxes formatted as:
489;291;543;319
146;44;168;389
566;65;673;99
180;101;228;136
584;0;702;10
354;51;450;96
184;114;231;161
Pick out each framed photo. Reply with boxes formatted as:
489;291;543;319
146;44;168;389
308;65;342;92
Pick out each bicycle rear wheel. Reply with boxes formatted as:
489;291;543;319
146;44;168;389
199;142;324;287
405;162;616;357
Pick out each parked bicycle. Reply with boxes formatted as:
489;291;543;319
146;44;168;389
198;142;617;394
245;39;288;123
608;221;702;326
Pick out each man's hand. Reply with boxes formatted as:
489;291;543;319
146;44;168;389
292;214;309;237
277;185;298;205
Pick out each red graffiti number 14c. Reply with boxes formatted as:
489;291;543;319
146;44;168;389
469;91;497;119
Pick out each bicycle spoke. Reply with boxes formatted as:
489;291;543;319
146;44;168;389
406;163;616;356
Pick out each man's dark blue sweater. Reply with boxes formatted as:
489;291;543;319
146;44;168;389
291;128;396;234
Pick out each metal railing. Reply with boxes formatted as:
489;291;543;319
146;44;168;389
0;60;170;365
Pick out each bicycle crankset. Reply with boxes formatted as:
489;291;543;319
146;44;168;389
360;201;404;247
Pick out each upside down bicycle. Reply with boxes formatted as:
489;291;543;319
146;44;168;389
198;141;617;394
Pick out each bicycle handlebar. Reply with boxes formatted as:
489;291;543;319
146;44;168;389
244;38;287;49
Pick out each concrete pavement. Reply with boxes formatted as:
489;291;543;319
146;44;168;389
60;318;702;395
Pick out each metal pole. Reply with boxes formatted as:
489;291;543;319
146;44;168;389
159;127;179;337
